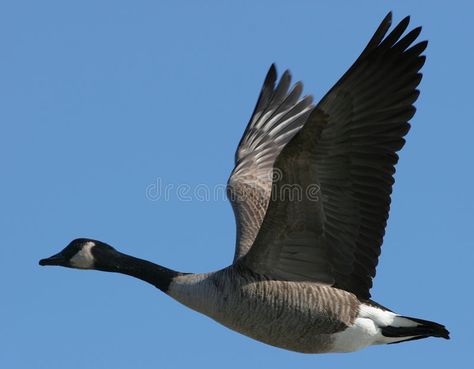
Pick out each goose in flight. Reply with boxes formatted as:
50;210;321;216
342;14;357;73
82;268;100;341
40;13;449;353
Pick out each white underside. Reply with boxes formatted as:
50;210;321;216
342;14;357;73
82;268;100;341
330;304;418;352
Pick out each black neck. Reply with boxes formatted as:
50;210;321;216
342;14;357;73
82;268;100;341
93;249;182;292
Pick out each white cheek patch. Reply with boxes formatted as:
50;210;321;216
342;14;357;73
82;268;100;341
70;242;96;269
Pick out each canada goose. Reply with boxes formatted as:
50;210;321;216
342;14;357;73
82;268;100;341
39;13;449;354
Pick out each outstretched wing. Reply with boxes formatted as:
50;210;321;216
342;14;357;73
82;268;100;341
227;65;314;261
242;13;426;300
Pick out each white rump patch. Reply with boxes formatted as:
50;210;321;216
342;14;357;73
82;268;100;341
358;304;397;326
330;304;418;352
70;241;96;269
358;304;417;328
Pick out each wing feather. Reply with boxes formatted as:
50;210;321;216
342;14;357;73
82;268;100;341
227;66;314;261
242;13;426;299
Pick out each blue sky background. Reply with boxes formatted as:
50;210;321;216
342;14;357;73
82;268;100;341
1;1;472;368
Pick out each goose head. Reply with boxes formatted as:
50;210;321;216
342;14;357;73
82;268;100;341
39;238;115;270
40;238;181;291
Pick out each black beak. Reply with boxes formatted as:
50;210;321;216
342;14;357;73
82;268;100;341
39;252;66;266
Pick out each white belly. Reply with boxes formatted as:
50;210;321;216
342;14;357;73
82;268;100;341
330;316;380;352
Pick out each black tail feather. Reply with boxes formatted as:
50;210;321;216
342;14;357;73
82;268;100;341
382;316;450;344
387;335;429;345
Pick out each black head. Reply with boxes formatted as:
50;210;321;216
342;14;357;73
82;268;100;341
39;238;116;269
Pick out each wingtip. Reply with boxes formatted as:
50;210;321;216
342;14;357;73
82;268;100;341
410;26;423;40
263;64;278;87
416;40;429;54
292;80;304;94
269;63;277;77
280;69;292;83
401;15;411;26
397;15;411;34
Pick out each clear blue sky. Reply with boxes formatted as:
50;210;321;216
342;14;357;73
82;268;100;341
1;1;472;368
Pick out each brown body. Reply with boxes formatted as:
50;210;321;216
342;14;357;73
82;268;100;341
169;265;362;353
